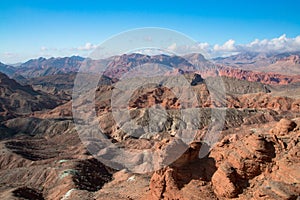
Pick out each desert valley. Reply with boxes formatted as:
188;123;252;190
0;51;299;199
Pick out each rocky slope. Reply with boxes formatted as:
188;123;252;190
0;72;59;121
0;62;16;77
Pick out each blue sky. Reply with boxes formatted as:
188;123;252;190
1;0;300;63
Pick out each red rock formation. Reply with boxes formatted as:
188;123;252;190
216;66;300;85
226;92;300;111
148;119;300;199
269;118;297;136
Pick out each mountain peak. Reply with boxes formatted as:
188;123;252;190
183;53;207;61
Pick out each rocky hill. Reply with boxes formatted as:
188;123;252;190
0;62;16;77
0;72;59;121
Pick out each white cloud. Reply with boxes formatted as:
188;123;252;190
143;36;152;42
214;39;236;52
167;43;177;51
166;42;212;58
40;46;48;51
2;35;299;63
3;52;15;57
240;34;300;53
166;34;300;58
76;42;97;51
0;52;30;64
186;42;211;53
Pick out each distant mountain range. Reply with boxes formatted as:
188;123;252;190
0;52;299;86
0;56;84;80
213;51;300;75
